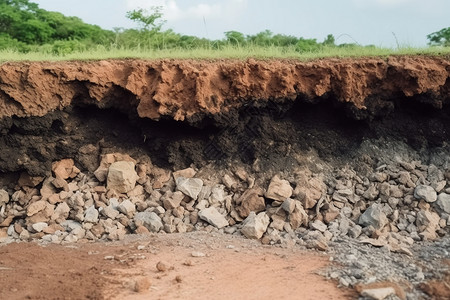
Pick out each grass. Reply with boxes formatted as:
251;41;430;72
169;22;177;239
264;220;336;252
1;44;450;62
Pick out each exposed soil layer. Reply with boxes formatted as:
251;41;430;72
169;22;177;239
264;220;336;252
0;56;450;176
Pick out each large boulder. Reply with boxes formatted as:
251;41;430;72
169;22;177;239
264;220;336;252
414;185;437;203
265;175;293;201
198;207;229;229
241;212;270;239
176;177;203;200
107;161;138;193
359;203;388;229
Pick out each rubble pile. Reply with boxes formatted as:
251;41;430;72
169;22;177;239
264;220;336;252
1;151;449;253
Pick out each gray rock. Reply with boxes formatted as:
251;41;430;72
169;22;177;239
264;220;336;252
134;212;163;232
436;193;450;214
0;189;9;205
241;212;270;239
310;220;327;232
176;177;203;200
359;203;388;229
348;225;362;238
84;205;99;223
31;222;48;233
360;287;396;300
101;206;119;219
198;207;229;229
117;199;136;216
107;161;138;193
414;185;437;203
60;220;82;232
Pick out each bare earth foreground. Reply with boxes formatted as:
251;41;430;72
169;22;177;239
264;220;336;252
0;232;354;300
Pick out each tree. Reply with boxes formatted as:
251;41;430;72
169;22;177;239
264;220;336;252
322;34;335;47
224;31;245;45
427;27;450;46
126;7;165;33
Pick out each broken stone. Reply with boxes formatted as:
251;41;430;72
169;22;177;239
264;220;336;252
289;202;308;229
359;203;388;229
414;185;437;203
360;287;396;300
198;207;229;229
117;199;136;217
176;177;203;200
265;175;292;201
236;188;265;218
240;212;270;239
52;159;80;180
134;212;163;232
173;167;196;180
107;161;138;193
84;205;99;223
27;200;47;217
310;220;327;232
436;193;450;214
31;222;48;233
0;189;9;205
163;191;184;210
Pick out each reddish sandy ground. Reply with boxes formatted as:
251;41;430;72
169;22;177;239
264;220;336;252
0;232;355;300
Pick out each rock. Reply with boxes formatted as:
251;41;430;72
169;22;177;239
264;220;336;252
134;212;162;232
0;189;9;205
52;159;80;180
173;168;196;180
27;200;47;216
52;202;70;222
289;202;308;229
265;175;292;201
310;220;327;232
84;205;99;223
107;161;138;193
236;188;265;218
416;210;440;239
176;177;203;200
40;177;57;200
359;203;388;229
156;261;170;272
281;198;296;214
414;185;437;203
360;287;396;300
198;207;229;229
134;277;151;293
31;222;48;233
191;251;206;257
163;191;184;210
222;174;237;189
240;212;270;239
436;193;450;214
101;206;119;219
117;199;136;217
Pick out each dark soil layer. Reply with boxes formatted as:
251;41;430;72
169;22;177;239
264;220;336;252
0;94;449;179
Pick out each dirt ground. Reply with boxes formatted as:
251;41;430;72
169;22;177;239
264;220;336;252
0;232;355;300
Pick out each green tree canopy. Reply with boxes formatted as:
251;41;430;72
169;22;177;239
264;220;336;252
427;27;450;46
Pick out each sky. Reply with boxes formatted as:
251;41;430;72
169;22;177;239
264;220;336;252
32;0;450;48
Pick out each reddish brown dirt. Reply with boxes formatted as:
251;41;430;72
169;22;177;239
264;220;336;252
0;56;449;121
0;232;355;300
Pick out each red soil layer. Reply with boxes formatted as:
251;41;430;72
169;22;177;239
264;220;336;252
0;56;449;121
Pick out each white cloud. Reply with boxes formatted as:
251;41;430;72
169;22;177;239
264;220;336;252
126;0;247;22
353;0;414;8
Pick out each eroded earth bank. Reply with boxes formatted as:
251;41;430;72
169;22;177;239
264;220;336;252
0;56;450;299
